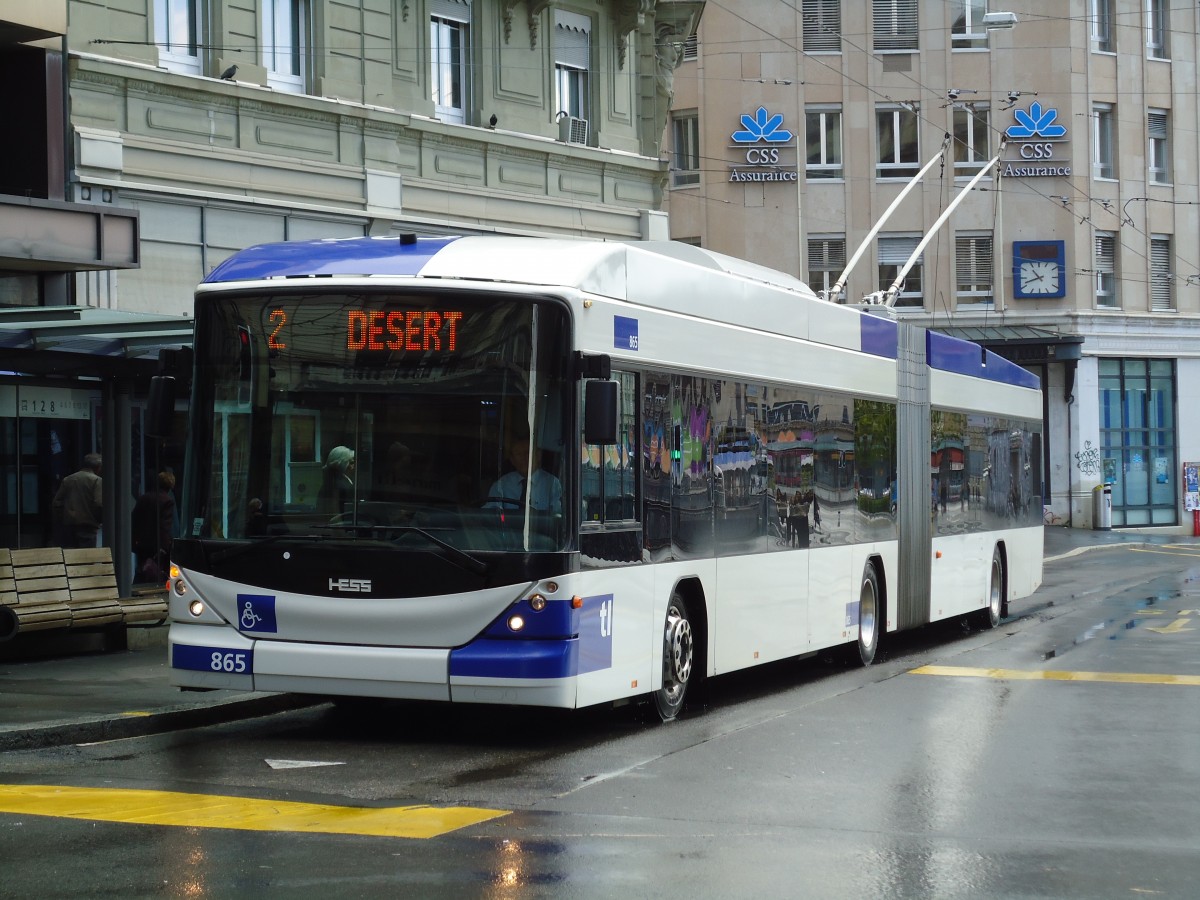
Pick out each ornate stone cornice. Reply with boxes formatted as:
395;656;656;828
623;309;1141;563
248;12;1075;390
504;0;552;49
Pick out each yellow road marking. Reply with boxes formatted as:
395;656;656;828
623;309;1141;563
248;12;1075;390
0;784;508;839
1131;546;1200;557
1146;618;1194;634
910;665;1200;686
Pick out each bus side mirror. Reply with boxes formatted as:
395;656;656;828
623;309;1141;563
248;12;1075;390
583;380;617;445
146;375;176;438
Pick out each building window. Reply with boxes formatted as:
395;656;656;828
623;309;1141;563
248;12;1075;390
1150;235;1173;311
154;0;202;75
808;236;846;300
263;0;309;93
873;0;918;51
956;233;993;304
1094;231;1117;308
1146;0;1168;59
671;112;700;187
1093;103;1115;179
876;105;919;178
953;106;990;175
1091;0;1114;52
554;11;591;123
1148;109;1170;184
952;0;988;49
879;235;923;308
1099;358;1177;527
806;106;843;180
803;0;841;53
431;0;472;124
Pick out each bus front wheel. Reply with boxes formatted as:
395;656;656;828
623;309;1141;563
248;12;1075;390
856;561;881;666
655;593;693;721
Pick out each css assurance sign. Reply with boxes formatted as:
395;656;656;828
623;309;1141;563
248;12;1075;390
729;107;799;182
1003;101;1071;177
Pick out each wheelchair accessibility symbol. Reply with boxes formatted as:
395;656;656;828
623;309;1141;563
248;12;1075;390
241;602;262;630
236;594;277;633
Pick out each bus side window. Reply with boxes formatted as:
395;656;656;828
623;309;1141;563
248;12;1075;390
582;371;638;524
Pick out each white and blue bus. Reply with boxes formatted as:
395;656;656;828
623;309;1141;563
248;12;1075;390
167;236;1043;719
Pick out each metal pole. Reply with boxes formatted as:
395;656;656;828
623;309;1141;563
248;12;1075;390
827;135;951;305
884;140;1008;307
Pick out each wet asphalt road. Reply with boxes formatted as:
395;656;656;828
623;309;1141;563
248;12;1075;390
1;543;1198;899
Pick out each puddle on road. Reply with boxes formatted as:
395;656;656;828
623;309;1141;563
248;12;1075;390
1039;589;1192;659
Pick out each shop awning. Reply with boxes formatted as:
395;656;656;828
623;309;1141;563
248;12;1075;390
0;307;193;377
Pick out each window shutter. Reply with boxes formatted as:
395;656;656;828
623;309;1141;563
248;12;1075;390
808;237;846;270
1150;237;1172;311
1148;111;1168;140
873;0;918;51
430;0;470;22
554;11;591;68
879;236;921;264
956;236;993;287
1094;233;1115;273
803;0;841;52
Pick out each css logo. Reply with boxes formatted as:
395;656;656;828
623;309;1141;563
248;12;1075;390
746;147;781;164
1020;143;1056;159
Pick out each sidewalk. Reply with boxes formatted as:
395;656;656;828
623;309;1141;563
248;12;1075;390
2;525;1197;751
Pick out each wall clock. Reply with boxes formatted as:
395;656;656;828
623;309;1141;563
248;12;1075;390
1013;241;1066;298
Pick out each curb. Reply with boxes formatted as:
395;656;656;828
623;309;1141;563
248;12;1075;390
0;692;322;752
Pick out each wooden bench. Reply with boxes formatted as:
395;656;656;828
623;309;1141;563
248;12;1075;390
63;547;169;627
62;547;126;628
0;547;73;639
0;547;169;642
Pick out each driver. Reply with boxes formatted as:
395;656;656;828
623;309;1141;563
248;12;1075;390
486;437;562;513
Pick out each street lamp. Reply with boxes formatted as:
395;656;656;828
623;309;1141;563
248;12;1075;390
982;11;1018;30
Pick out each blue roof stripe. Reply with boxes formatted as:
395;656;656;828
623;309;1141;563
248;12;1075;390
927;330;1040;389
860;315;898;359
203;236;460;283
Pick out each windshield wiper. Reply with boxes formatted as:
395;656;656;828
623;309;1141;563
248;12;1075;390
385;525;489;576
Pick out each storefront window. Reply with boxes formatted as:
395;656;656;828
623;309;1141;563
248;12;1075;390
1098;358;1177;526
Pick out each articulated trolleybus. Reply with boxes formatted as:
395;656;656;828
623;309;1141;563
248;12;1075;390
168;235;1043;719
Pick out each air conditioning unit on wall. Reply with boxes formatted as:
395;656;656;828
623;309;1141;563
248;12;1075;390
558;115;589;145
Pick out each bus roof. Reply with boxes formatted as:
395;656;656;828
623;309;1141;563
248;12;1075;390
202;235;1038;391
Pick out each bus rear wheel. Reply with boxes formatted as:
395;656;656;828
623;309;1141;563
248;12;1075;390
856;561;881;666
655;593;693;721
976;546;1004;629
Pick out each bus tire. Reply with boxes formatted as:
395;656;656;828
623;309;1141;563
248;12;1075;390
976;546;1004;629
856;561;881;666
655;592;694;721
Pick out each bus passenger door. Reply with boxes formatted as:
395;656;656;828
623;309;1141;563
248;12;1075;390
578;370;653;707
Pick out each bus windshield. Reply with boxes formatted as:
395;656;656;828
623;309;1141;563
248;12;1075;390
183;289;572;553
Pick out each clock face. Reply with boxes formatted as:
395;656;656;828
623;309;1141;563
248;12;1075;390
1019;260;1060;294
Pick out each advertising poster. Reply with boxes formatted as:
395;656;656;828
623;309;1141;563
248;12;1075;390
1185;463;1200;512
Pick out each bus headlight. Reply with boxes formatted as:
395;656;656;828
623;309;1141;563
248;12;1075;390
507;614;525;632
528;594;547;611
188;599;206;617
173;579;188;596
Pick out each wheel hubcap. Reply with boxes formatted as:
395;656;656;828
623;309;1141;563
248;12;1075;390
990;558;1003;619
859;580;877;649
663;606;693;698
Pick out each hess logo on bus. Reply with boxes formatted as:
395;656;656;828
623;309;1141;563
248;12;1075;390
329;578;372;593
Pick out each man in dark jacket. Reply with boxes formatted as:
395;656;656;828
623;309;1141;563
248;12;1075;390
52;453;103;548
132;471;177;583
